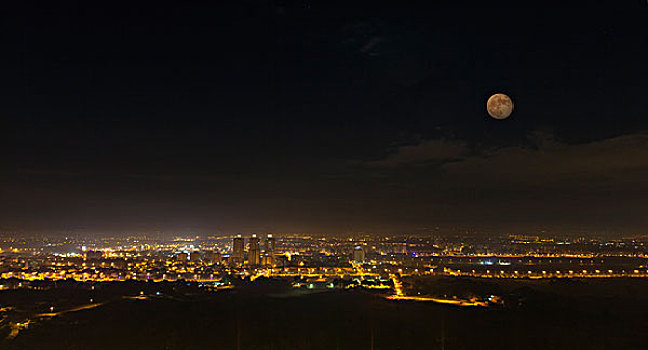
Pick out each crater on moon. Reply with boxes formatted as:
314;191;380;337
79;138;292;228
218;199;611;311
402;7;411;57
487;93;514;119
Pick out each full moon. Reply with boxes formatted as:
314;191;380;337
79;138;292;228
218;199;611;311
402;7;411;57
487;93;514;119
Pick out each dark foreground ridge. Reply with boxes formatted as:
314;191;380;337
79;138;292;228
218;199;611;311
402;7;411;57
2;277;648;349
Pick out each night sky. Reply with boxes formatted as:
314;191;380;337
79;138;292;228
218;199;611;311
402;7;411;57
1;1;647;236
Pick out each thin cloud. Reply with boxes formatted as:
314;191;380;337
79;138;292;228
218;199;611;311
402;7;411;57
367;139;467;167
443;132;648;189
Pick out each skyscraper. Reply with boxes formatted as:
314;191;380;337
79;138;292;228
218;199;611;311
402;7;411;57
232;234;245;266
353;246;365;263
264;234;276;266
248;233;260;266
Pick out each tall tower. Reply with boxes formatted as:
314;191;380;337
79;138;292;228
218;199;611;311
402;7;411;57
265;234;276;266
232;234;245;266
248;233;260;265
353;246;365;263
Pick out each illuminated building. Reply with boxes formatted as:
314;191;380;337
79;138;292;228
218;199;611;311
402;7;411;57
176;252;189;262
232;234;245;265
204;251;222;264
353;246;365;263
248;234;261;266
190;252;202;263
264;234;276;266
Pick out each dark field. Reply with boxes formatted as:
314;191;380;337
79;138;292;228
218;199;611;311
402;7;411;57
3;278;648;350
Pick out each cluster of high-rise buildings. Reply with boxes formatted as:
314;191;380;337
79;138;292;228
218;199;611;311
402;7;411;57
170;234;278;267
231;233;276;266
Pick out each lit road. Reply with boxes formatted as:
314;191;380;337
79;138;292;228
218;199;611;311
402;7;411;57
34;302;105;318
